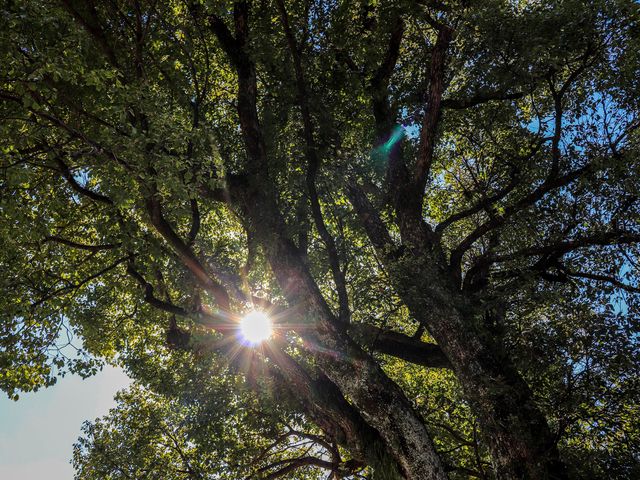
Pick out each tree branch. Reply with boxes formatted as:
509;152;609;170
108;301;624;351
491;230;640;263
346;182;394;254
566;270;640;294
348;323;451;369
435;172;520;234
370;15;404;136
450;164;593;279
277;0;350;322
414;23;453;189
187;198;200;246
44;235;120;252
54;155;114;205
60;0;120;68
126;263;190;316
146;196;230;310
208;2;267;174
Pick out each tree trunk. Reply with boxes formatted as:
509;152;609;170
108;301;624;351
390;253;568;480
349;182;568;478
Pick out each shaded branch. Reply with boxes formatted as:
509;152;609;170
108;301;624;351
60;0;120;68
208;3;267;172
146;196;230;309
44;235;120;252
187;198;200;246
260;342;399;474
548;43;596;179
414;23;453;189
346;182;394;254
54;155;114;205
348;323;451;369
32;256;129;308
370;15;404;136
126;262;190;316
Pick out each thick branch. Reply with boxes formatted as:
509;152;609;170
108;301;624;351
346;182;394;254
261;342;402;476
146;196;230;309
209;3;267;172
349;323;451;369
207;14;242;69
414;24;452;189
370;16;404;136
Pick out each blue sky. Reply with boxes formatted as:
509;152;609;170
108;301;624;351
0;366;130;480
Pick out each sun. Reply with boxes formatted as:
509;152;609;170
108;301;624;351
239;310;273;345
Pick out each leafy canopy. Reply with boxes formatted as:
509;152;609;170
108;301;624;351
1;0;639;479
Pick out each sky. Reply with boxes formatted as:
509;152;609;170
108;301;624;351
0;365;130;480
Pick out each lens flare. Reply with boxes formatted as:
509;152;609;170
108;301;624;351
239;310;272;345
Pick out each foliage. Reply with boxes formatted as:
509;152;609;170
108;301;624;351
1;0;639;479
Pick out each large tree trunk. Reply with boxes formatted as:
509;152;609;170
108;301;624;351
255;344;406;480
218;5;564;476
349;170;568;479
390;252;568;480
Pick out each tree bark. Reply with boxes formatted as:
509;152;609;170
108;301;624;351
348;181;567;478
385;252;568;480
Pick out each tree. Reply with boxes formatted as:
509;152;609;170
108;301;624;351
1;0;639;478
